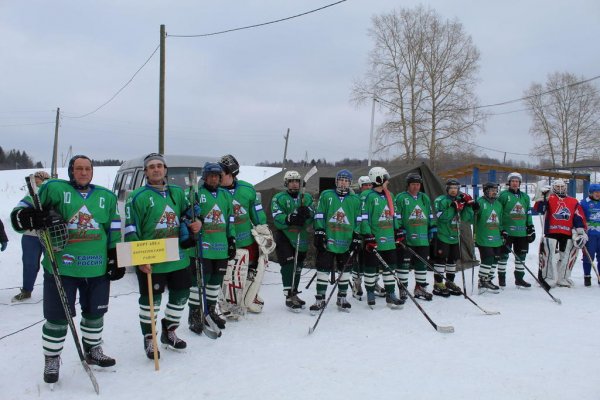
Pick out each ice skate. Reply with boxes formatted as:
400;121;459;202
309;295;326;315
385;292;403;309
160;319;187;351
414;283;432;301
85;345;116;369
336;296;351;312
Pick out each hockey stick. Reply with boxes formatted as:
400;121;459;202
373;250;454;333
308;250;356;335
400;243;499;315
146;273;160;370
582;246;600;284
305;271;317;289
504;244;561;304
188;170;221;339
25;176;100;394
455;210;468;299
290;166;318;295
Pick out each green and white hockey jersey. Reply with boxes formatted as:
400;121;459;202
433;194;473;245
474;197;503;247
497;189;533;238
395;191;435;247
125;184;190;273
225;179;267;247
193;186;235;260
360;189;397;251
12;179;121;278
271;191;314;252
314;189;361;253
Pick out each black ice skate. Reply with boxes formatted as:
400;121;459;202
160;319;187;351
336;296;351;312
433;282;451;297
478;277;500;294
208;305;226;330
44;355;60;385
385;292;403;309
515;277;532;288
444;280;462;296
85;345;116;368
309;295;326;315
414;283;433;301
144;334;160;360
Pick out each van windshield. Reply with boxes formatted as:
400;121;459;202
165;167;204;188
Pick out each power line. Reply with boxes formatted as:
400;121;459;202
168;0;347;38
0;121;54;128
63;44;160;119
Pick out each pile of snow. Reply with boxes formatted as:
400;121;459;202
0;167;598;400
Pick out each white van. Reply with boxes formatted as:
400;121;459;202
112;154;215;203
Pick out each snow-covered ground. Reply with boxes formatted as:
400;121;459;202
0;167;598;400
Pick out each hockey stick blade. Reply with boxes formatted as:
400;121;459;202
81;361;100;394
203;315;222;338
436;325;455;334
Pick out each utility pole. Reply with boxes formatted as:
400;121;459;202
282;128;290;170
158;24;166;154
51;107;60;178
368;97;378;167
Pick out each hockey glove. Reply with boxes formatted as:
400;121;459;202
451;200;464;212
227;237;237;260
364;235;377;253
0;242;6;252
12;207;52;231
313;229;327;252
297;205;311;219
459;193;473;204
106;248;125;281
350;232;361;252
394;229;406;247
286;212;305;227
501;230;509;244
572;228;588;249
526;225;536;243
470;201;480;212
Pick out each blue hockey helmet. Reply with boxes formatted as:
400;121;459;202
202;162;223;181
335;169;353;195
589;183;600;194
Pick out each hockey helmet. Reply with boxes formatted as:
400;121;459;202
357;176;371;186
335;169;353;195
406;173;423;185
445;178;460;193
368;167;390;186
284;170;302;187
202;162;223;181
483;182;499;199
588;183;600;194
507;172;522;184
552;179;567;197
219;154;240;177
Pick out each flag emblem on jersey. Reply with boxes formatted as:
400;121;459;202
329;207;350;225
553;206;571;221
62;254;76;265
486;210;499;224
232;200;247;218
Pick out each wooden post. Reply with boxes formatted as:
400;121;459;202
51;108;60;178
158;24;166;154
146;272;160;371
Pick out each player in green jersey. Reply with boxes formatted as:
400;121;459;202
187;162;236;331
497;172;533;288
394;173;434;301
473;182;503;293
219;154;273;313
11;155;122;384
360;167;404;309
352;175;376;300
311;169;361;313
125;153;201;359
431;179;474;297
272;170;314;312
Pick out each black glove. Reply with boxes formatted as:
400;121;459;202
451;201;465;212
394;229;406;247
227;237;236;260
297;205;311;219
501;230;509;243
350;233;361;252
471;201;480;212
12;207;51;230
106;248;125;281
364;234;377;253
286;212;305;227
314;229;327;251
526;225;536;243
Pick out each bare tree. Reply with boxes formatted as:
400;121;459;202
351;6;485;171
524;72;600;167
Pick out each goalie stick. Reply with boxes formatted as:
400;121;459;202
582;246;600;285
26;175;100;394
374;250;454;333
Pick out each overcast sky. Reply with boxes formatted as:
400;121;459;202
1;0;599;168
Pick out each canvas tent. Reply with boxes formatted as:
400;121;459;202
255;162;478;269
